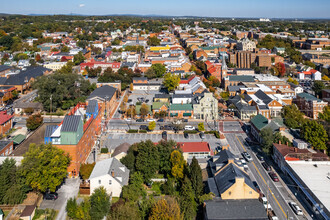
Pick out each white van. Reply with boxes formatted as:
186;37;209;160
184;125;195;131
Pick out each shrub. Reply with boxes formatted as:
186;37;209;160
128;129;138;133
101;148;108;153
139;130;147;133
205;130;220;138
184;130;198;134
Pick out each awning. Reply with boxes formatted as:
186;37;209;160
183;113;192;116
12;134;26;145
170;113;178;117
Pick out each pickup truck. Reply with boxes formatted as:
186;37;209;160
268;210;279;220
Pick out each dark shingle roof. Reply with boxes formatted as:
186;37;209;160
204;199;268;220
297;92;321;102
254;90;272;104
0;65;12;72
228;75;255;82
0;140;11;152
3;66;50;86
213;163;255;195
88;85;116;101
112;142;131;157
45;125;58;138
61;115;82;132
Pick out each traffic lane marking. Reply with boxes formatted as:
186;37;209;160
235;135;287;219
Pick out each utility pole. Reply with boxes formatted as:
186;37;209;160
266;180;269;216
50;94;52;123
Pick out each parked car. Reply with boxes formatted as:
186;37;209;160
182;119;188;122
259;196;272;211
125;118;132;121
269;172;279;182
184;132;189;139
252;181;261;193
199;132;205;139
136;118;144;122
256;153;264;161
161;125;173;130
139;125;148;130
262;162;271;171
184;125;195;131
145;99;149;103
147;118;155;122
240;159;248;171
127;99;132;103
289;202;303;216
157;118;164;122
162;131;167;140
242;152;252;162
44;192;58;200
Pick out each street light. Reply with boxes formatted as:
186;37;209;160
50;94;52;123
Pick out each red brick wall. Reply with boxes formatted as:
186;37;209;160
0;118;12;136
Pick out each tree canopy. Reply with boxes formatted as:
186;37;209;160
21;143;70;192
281;105;305;129
301;120;328;151
163;72;180;92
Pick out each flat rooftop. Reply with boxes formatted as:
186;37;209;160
288;161;330;213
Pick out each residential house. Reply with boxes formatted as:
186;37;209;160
153;94;170;102
193;92;218;121
0;140;14;156
177;142;211;168
89;158;129;197
132;77;163;91
250;114;285;143
152;102;169;115
0;86;16;106
228;95;258;121
289;83;304;97
13;102;43;115
295;93;327;119
0;111;13;136
273;47;285;54
169;104;193;118
172;94;193;104
204;199;268;220
112;143;131;160
298;69;322;81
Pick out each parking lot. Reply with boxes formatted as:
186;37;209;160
104;132;222;152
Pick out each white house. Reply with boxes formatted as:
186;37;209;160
172;94;193;104
89;158;129;197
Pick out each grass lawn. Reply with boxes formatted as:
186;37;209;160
150;182;162;195
32;209;58;220
3;210;11;218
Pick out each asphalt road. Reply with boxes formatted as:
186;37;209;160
225;132;309;220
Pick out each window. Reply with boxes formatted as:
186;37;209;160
249;191;252;194
228;191;231;195
109;180;112;185
99;180;101;184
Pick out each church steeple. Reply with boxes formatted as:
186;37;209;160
221;56;228;80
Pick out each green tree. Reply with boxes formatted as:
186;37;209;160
301;120;328;151
319;106;330;122
163;72;180;92
73;52;86;65
107;199;140;220
149;197;182;220
122;172;145;201
281;105;305;129
304;61;316;69
79;163;95;180
189;157;203;198
147;36;161;46
260;128;274;154
197;123;205;131
61;46;70;52
135;140;160;181
170;150;185;180
140;103;150;118
161;177;177;195
120;145;136;172
151;63;166;78
21;143;70;192
0;35;14;49
157;140;176;175
273;132;292;146
313;81;325;98
76;198;91;220
26;113;43;131
89;187;110;220
66;198;78;219
180;177;197;220
148;121;156;131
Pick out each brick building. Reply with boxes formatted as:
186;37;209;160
295;93;327;119
0;111;13;136
228;51;256;69
256;55;271;68
0;140;13;156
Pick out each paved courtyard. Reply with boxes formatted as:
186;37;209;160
223;121;243;132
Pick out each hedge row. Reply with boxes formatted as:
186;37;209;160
183;130;198;134
205;131;220;138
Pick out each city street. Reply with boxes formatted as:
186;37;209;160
224;131;310;220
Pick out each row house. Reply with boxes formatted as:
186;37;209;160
80;59;121;73
132;77;163;91
295;93;327;119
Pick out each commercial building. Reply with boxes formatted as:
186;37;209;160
295;93;327;119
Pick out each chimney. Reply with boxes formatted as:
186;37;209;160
111;170;115;177
279;141;281;145
286;142;289;146
228;158;234;164
294;147;298;153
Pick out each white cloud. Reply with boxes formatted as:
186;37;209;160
79;4;85;8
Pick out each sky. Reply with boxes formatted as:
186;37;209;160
1;0;330;18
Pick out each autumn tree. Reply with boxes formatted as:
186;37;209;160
273;62;286;77
26;113;43;131
107;199;140;220
21;143;70;192
197;122;205;131
170;150;185;180
80;163;95;180
126;105;136;118
149;197;182;220
140;103;149;118
148;121;156;131
163;72;180;92
150;63;166;77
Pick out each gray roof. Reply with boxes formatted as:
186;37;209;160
2;66;50;86
254;90;272;105
112;142;131;157
212;163;256;196
61;115;82;132
209;149;236;174
154;93;170;99
0;65;12;72
0;140;12;152
89;158;130;186
227;85;245;92
86;100;97;114
88;85;116;101
172;93;193;99
228;75;255;82
45;125;58;138
204;199;268;220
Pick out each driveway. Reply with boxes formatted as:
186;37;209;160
39;178;80;220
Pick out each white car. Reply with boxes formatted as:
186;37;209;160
125;118;132;121
260;196;272;211
147;118;155;122
289;202;303;216
184;125;195;131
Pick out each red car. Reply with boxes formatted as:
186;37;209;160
269;172;279;182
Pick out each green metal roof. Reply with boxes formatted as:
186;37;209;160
228;75;255;82
152;102;169;110
297;93;321;102
251;114;268;131
199;46;224;50
170;104;193;111
12;134;26;145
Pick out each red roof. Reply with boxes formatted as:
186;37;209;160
0;111;13;125
177;142;210;153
